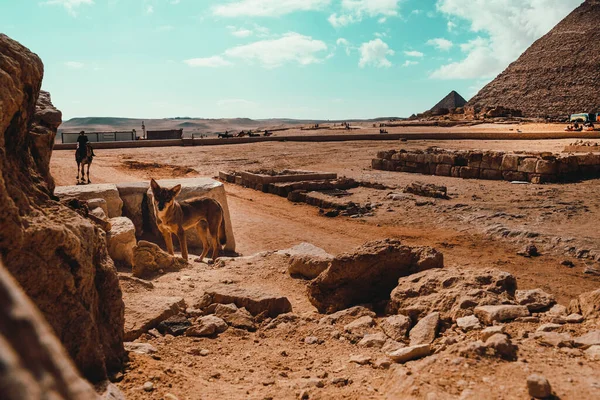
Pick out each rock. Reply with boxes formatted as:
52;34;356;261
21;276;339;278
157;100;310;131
561;260;575;268
157;314;191;336
518;244;539;257
569;288;600;319
344;316;374;334
565;313;584;323
143;381;154;392
319;306;375;326
527;374;552;399
481;325;505;341
0;262;99;399
533;331;574;348
387;268;517;321
485;334;517;360
146;178;236;251
374;358;392;369
584;265;600;276
107;217;137;267
116;182;150;236
55;184;123;218
515;289;556;312
474;305;530;325
458;340;488;358
456;315;482;331
308;239;443;313
547;304;568;317
404;182;448;199
537;323;562;332
215;305;256;331
574;330;600;349
98;381;126;400
264;313;300;329
204;285;292;318
186;315;228;337
379;314;411;341
409;312;440;346
277;242;334;279
584;345;600;361
124;296;186;341
87;198;109;216
388;344;431;363
349;354;372;365
304;336;320;345
0;34;125;382
132;240;187;278
90;207;109;222
124;342;157;355
358;333;387;348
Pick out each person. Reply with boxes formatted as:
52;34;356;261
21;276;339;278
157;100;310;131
76;131;88;159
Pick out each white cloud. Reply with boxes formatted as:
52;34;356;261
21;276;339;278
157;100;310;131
432;0;582;79
64;61;85;69
447;21;456;31
359;38;394;68
403;60;418;67
232;28;253;37
224;32;327;68
184;56;233;68
336;38;352;55
43;0;93;16
328;13;360;27
329;0;402;27
426;37;453;51
404;50;423;57
145;5;154;14
213;0;330;17
374;32;388;38
226;24;270;38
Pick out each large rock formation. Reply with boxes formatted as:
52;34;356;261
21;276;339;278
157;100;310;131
0;34;125;382
468;0;600;118
0;262;99;399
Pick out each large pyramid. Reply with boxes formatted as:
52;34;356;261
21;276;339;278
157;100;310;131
430;91;467;112
468;0;600;118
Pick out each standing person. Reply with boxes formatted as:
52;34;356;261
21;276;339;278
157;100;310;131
76;131;88;160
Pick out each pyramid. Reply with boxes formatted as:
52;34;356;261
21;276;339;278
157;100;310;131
430;90;467;112
468;0;600;118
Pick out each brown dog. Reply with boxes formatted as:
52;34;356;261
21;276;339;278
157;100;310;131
150;179;227;262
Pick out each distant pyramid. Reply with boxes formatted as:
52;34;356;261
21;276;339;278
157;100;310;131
430;90;467;112
468;0;600;118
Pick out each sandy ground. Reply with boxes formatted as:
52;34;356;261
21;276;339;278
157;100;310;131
49;129;600;399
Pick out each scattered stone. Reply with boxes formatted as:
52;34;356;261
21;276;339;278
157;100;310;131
533;331;574;348
568;289;600;319
481;326;505;341
205;285;292;318
380;314;411;341
143;382;154;392
124;342;157;355
474;305;530;325
186;315;228;337
574;330;600;349
584;265;600;276
124;296;186;341
304;336;320;345
132;241;187;278
409;312;440;346
331;377;350;386
349;354;372;365
388;344;431;364
215;305;257;331
319;306;375;326
404;182;449;199
374;358;392;369
485;334;517;360
358;333;387;348
527;374;552;399
265;313;300;329
344;316;375;334
282;243;334;280
459;341;487;358
516;316;540;323
456;315;482;331
584;345;600;361
537;323;562;332
518;244;539;257
565;313;584;324
157;314;191;336
308;239;443;313
561;260;575;268
515;289;556;312
547;304;568;317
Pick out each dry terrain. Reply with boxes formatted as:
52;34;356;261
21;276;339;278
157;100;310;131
50;127;600;399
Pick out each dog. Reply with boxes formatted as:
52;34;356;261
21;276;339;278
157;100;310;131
150;178;227;262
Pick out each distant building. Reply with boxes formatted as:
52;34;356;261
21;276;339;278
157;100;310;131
146;129;183;140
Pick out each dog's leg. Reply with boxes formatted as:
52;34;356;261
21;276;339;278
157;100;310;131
177;228;188;261
160;228;174;255
196;222;210;262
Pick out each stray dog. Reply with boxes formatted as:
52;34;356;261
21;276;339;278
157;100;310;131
150;178;227;262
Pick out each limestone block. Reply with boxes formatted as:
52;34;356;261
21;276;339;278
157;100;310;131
518;158;538;173
436;164;452;176
55;183;123;218
535;160;559;175
107;217;137;267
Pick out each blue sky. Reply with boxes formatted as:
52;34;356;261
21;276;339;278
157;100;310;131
1;0;582;120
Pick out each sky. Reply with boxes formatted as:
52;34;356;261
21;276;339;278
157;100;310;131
1;0;583;121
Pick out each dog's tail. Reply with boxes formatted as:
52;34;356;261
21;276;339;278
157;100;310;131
219;210;227;247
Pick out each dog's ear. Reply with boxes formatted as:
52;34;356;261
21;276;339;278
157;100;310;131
171;184;182;198
150;178;160;194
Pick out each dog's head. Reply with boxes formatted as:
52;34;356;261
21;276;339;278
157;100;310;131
150;179;182;213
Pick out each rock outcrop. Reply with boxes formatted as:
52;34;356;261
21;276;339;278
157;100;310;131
0;34;125;382
307;239;443;313
132;240;187;278
468;0;600;118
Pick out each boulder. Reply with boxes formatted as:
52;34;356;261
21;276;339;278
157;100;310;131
54;184;123;218
186;315;228;337
0;262;98;399
456;315;482;331
116;182;150;236
280;243;334;279
527;374;552;399
204;285;292;318
485;333;517;360
388;268;517;321
124;296;186;341
387;344;431;363
474;305;530;325
0;34;124;382
146;178;236;251
132;240;187;278
569;288;600;319
358;333;387;348
409;312;440;346
379;314;411;341
214;305;256;331
515;289;555;311
481;325;505;341
308;239;443;313
107;217;137;267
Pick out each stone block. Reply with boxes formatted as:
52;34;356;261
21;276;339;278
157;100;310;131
435;164;452;176
535;160;558;175
480;153;503;170
480;169;503;180
502;171;528;182
501;155;520;172
372;159;384;170
518;158;538;173
55;183;123;218
460;167;480;179
451;167;461;178
107;217;137;268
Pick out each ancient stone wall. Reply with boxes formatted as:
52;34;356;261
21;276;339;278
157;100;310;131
372;149;600;183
